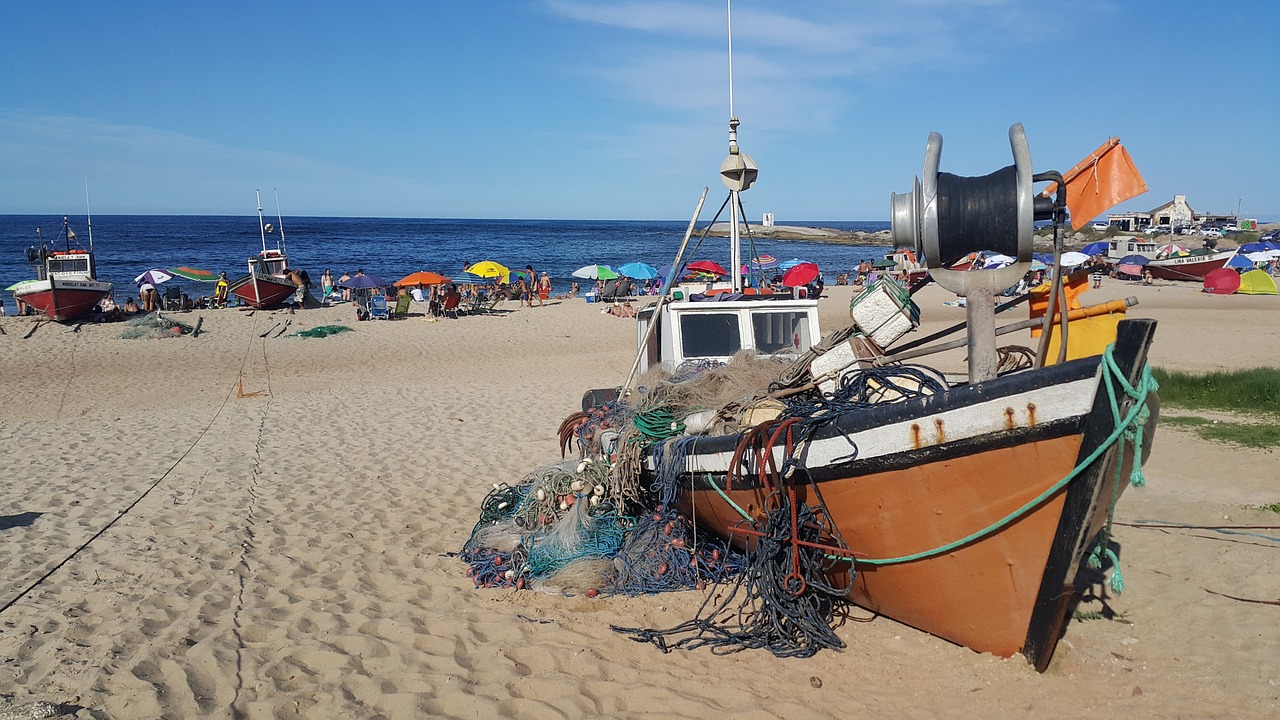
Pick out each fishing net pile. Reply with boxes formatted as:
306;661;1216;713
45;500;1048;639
290;324;353;338
460;343;950;657
120;314;198;339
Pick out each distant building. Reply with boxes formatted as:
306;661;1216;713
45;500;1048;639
1106;194;1235;231
762;212;775;227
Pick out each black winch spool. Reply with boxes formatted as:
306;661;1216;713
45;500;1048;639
890;123;1040;296
934;166;1019;267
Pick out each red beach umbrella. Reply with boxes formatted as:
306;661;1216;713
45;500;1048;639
687;260;729;276
1202;268;1240;295
781;262;820;287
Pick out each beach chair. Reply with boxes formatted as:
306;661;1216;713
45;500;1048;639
368;294;389;320
392;294;412;318
442;293;461;319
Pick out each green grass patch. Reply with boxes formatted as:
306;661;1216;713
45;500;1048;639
1152;367;1280;417
1253;501;1280;514
1160;415;1280;449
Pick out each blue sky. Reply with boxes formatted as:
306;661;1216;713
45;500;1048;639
2;1;1276;221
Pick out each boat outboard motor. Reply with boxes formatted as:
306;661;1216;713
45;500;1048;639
890;123;1057;382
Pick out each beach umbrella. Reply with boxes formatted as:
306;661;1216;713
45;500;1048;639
340;274;389;289
1262;241;1280;252
1227;254;1254;269
169;266;218;281
572;264;618;280
5;279;37;291
1030;260;1048;271
750;254;779;268
617;262;658;279
1033;252;1055;265
395;270;450;287
687;260;729;275
135;269;173;285
1059;251;1091;267
1246;252;1272;264
1080;240;1110;256
1202;268;1241;295
1157;243;1187;256
1117;263;1145;277
1237;242;1267;254
776;258;806;272
781;262;820;287
1118;254;1150;266
465;260;510;281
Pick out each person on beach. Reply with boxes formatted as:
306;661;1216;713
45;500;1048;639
539;271;551;302
321;268;335;298
213;272;230;307
123;296;140;314
286;268;307;310
517;272;532;308
1090;262;1104;289
338;271;352;301
138;281;159;312
526;265;542;307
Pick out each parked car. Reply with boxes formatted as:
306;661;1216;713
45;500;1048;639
1261;230;1278;242
1090;222;1109;231
1202;228;1224;239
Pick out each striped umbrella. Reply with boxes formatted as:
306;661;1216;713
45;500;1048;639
169;266;218;281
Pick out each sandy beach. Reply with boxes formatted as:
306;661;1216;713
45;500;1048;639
1;280;1277;719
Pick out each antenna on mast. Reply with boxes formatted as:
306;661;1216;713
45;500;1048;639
256;189;269;253
85;179;94;252
274;188;287;255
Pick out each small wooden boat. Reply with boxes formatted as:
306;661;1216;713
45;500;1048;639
14;217;113;321
227;191;299;309
590;123;1159;670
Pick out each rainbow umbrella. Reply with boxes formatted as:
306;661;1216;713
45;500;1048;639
169;266;218;282
750;254;779;269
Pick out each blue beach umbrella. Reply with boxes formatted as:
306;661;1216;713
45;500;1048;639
1227;254;1254;269
1118;254;1149;266
1237;242;1267;254
340;274;389;289
1080;240;1110;256
776;258;806;272
617;262;658;279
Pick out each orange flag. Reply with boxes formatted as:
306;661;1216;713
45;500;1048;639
1041;137;1148;231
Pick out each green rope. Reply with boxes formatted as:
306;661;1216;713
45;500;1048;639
632;408;687;443
699;344;1157;576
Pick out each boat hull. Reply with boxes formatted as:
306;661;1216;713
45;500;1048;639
228;274;296;309
14;279;112;321
1146;252;1233;280
658;318;1158;669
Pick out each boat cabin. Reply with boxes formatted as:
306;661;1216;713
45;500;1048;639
250;248;288;278
635;297;821;373
1105;237;1159;260
43;250;96;280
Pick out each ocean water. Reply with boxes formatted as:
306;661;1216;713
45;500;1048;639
0;215;889;313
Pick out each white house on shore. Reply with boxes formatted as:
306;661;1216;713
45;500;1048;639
1105;194;1237;231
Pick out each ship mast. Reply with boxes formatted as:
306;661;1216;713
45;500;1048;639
256;189;268;254
719;0;757;292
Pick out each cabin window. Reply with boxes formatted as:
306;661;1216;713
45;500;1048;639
48;258;89;274
753;311;811;354
680;313;741;358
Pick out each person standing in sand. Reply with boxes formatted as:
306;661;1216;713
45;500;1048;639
525;265;542;307
321;269;335;298
338;270;352;301
539;272;551;303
